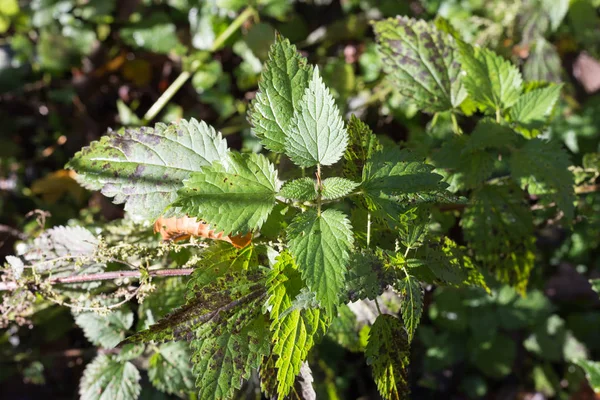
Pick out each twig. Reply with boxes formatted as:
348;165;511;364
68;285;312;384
0;268;194;292
575;184;600;194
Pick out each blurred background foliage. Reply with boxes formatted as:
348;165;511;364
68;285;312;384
1;0;600;399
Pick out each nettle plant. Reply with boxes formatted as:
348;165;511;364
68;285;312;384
3;16;578;400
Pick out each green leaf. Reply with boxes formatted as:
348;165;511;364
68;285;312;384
461;185;535;292
285;67;349;167
470;334;517;378
148;342;194;396
575;360;600;392
122;261;267;344
362;148;446;222
287;209;354;314
395;276;423;343
373;17;466;112
343;115;382;181
67;119;229;221
74;309;134;349
321;177;359;200
79;354;141;400
365;314;410;400
120;13;181;54
346;250;389;301
463;120;518;152
510;84;562;127
174;152;279;236
266;253;329;397
279;177;317;202
192;317;270;400
249;34;312;153
458;41;522;112
510;139;575;220
327;304;362;352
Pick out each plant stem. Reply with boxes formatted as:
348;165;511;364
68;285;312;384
366;212;371;247
496;108;501;123
141;6;255;124
451;112;461;135
374;298;382;315
316;163;322;217
0;268;194;292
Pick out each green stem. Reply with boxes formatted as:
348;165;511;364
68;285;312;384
141;7;255;124
374;298;382;315
496;108;501;123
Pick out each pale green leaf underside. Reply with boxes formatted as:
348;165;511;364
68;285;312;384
286;67;349;167
75;309;134;349
67;118;229;221
458;41;523;112
591;279;600;296
148;342;195;395
509;84;562;126
365;314;410;400
287;209;354;314
321;177;359;200
267;253;327;397
79;354;141;400
249;34;312;153
374;16;466;112
174;152;279;236
279;177;317;201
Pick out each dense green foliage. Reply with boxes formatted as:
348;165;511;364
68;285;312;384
1;1;600;399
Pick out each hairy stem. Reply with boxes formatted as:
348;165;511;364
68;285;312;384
316;163;322;217
366;211;371;247
141;6;255;124
0;268;194;292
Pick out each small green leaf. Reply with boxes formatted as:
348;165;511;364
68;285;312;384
249;34;312;153
365;314;410;400
79;354;141;400
346;250;389;301
395;276;424;342
343;115;382;181
286;67;348;167
174;152;279;236
67;119;229;221
575;360;600;392
74;309;134;349
266;253;329;397
148;342;194;396
510;84;562;127
458;41;523;113
321;177;359;200
279;177;317;202
510;139;574;220
287;209;354;314
373;17;466;112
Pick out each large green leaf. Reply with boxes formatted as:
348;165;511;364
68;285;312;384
266;253;329;397
365;314;410;400
510;139;575;220
192;317;270;400
174;152;279;236
287;209;354;314
285;67;348;167
249;34;312;153
74;308;134;349
67;118;229;221
148;342;194;396
79;354;141;400
373;17;466;112
458;41;523;113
